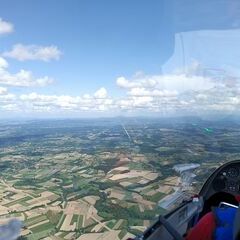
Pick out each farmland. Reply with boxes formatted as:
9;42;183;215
1;118;239;239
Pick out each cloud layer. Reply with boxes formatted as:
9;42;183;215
0;57;53;87
1;67;240;116
3;44;62;62
0;88;111;113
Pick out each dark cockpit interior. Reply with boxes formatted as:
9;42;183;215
199;161;240;217
137;160;240;240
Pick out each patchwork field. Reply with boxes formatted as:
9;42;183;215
0;118;230;239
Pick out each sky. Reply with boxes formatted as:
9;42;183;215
1;0;240;118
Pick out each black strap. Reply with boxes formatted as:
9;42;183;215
233;205;240;240
158;215;184;240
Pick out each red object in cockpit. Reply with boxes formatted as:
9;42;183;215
185;212;215;240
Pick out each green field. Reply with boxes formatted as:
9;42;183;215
26;229;53;240
77;215;84;229
30;221;54;233
3;196;33;207
56;212;66;229
70;214;79;225
25;215;48;227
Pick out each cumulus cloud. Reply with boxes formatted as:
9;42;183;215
0;87;7;95
3;44;62;62
1;61;240;116
118;96;154;109
117;76;157;89
1;84;240;115
0;57;8;68
116;73;214;93
18;87;114;112
94;87;108;98
0;86;16;111
114;62;240;115
128;88;178;97
0;57;53;87
1;103;18;111
0;18;14;35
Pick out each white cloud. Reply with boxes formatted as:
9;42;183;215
114;69;219;113
0;18;14;35
114;65;240;114
195;94;208;100
0;87;16;112
1;61;240;116
0;87;7;95
1;103;18;111
116;74;215;93
0;57;8;68
128;88;178;97
0;93;16;101
117;76;157;89
18;87;114;112
94;87;108;98
1;84;240;115
0;57;53;87
3;44;62;62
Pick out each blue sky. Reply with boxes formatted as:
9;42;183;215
1;1;168;95
1;0;240;118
